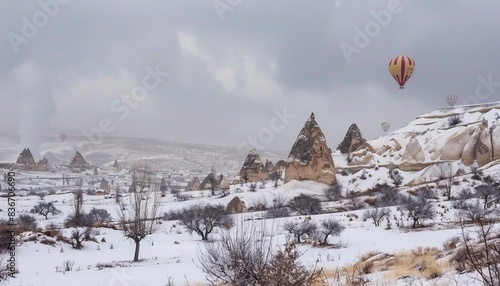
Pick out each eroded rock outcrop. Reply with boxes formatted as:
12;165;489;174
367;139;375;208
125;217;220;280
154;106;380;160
284;113;336;185
239;149;268;182
337;123;366;154
69;151;90;170
226;196;247;213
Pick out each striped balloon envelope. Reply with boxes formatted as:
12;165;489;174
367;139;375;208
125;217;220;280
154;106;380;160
388;56;415;89
445;93;458;107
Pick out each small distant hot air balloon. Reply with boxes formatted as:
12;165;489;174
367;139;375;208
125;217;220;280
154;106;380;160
388;56;415;89
446;93;458;107
59;132;67;142
381;122;391;132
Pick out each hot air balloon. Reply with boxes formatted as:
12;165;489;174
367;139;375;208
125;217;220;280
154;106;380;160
59;132;67;142
388;56;415;89
381;122;390;132
446;93;458;107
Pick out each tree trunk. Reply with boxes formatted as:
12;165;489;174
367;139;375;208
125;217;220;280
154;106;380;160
322;234;329;246
133;238;140;262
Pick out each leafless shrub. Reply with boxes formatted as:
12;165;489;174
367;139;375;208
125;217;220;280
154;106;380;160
63;260;75;272
265;207;290;218
197;220;276;286
257;242;323;286
249;196;268;211
16;214;37;232
176;193;190;202
197;220;321;286
448;114;463;126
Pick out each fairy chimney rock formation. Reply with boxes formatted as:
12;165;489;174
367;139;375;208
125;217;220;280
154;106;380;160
69;151;90;170
186;177;201;191
16;148;36;166
337;123;366;154
238;149;268;182
16;148;48;171
226;196;247;213
284;113;337;185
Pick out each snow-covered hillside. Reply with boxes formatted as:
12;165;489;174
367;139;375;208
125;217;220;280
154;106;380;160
341;101;500;170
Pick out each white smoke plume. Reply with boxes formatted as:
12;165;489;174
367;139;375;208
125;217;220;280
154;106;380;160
12;61;55;160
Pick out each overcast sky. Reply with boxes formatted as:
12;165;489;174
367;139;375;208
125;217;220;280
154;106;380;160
1;0;500;156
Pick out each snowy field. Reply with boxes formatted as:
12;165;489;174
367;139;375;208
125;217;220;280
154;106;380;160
1;162;497;286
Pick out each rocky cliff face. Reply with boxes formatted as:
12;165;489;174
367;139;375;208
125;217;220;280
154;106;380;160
284;113;336;185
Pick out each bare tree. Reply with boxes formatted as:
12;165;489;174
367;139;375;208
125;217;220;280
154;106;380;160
362;207;391;227
432;162;455;200
475;184;498;209
207;167;219;196
457;199;493;224
177;204;234;240
324;181;343;201
88;208;112;225
118;163;161;262
376;184;401;207
459;218;500;286
402;194;436;228
288;194;322;215
283;220;318;243
70;227;92;250
319;218;344;245
30;202;61;220
73;189;84;218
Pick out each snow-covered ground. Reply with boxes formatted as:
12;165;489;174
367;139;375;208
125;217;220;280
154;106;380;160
1;161;497;285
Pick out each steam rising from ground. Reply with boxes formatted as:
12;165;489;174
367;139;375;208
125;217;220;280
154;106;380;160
12;61;55;160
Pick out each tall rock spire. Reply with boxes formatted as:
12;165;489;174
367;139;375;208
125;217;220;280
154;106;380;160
285;113;336;185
